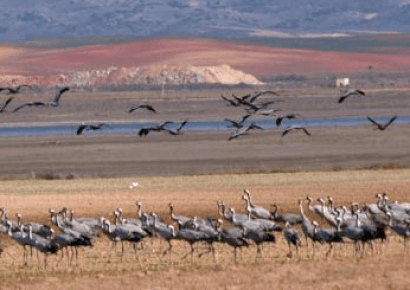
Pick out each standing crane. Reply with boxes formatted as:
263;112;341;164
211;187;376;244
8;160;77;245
283;222;302;258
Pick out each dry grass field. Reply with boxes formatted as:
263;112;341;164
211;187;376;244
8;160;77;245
1;169;410;289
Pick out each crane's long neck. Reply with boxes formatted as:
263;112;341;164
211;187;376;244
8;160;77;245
193;217;199;230
271;205;278;216
328;199;334;212
114;211;120;225
299;202;305;216
355;213;360;227
231;210;237;224
17;216;21;226
169;226;175;238
169;205;177;221
217;202;223;217
136;204;142;218
246;208;251;221
377;195;383;208
7;223;12;237
55;213;65;229
319;199;325;213
221;204;230;220
307;198;313;211
336;219;341;232
246;192;255;207
105;221;113;233
243;196;251;209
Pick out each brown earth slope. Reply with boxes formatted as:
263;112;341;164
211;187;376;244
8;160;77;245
1;38;410;87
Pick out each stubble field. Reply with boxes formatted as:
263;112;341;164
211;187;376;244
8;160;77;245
1;170;410;289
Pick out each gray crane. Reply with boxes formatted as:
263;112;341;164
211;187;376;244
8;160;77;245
221;94;241;107
6;221;32;265
76;123;111;135
68;209;102;230
256;109;281;116
12;87;69;112
311;220;343;257
242;227;276;260
230;208;282;232
0;208;19;232
216;220;249;263
25;225;59;268
164;120;189;135
169;202;191;229
306;196;322;216
129;104;157;113
101;218;145;262
283;222;302;258
298;199;316;257
0;96;14;113
224;114;251;129
339;212;385;257
168;225;214;264
228;122;263;141
276;113;300;126
367;116;397;131
15;213;54;239
387;215;410;252
60;209;100;237
243;189;272;220
0;85;31;95
338;89;365;103
270;204;302;225
218;201;249;223
282;126;311;137
52;231;92;266
149;213;174;262
48;87;70;107
246;90;278;103
316;198;338;227
138;121;174;137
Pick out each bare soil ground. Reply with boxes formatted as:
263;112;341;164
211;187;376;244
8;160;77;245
1;170;410;289
0;88;410;178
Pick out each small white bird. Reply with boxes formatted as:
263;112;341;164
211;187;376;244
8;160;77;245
129;181;139;189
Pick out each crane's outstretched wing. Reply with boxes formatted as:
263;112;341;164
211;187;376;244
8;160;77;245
282;127;310;137
249;90;277;103
76;125;88;135
143;105;157;113
53;87;70;104
385;116;398;127
13;102;47;112
177;119;189;131
0;96;13;113
366;116;380;127
338;95;349;103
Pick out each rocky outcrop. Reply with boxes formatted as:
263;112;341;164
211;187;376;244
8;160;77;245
0;64;263;88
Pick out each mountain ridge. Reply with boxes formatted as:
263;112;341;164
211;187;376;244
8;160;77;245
1;0;410;42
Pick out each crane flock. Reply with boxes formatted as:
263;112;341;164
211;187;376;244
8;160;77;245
0;85;399;139
1;189;409;268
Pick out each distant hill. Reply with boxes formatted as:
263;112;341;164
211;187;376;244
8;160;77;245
1;0;410;43
1;38;410;88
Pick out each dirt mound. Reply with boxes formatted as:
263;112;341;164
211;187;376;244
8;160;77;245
0;64;263;87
